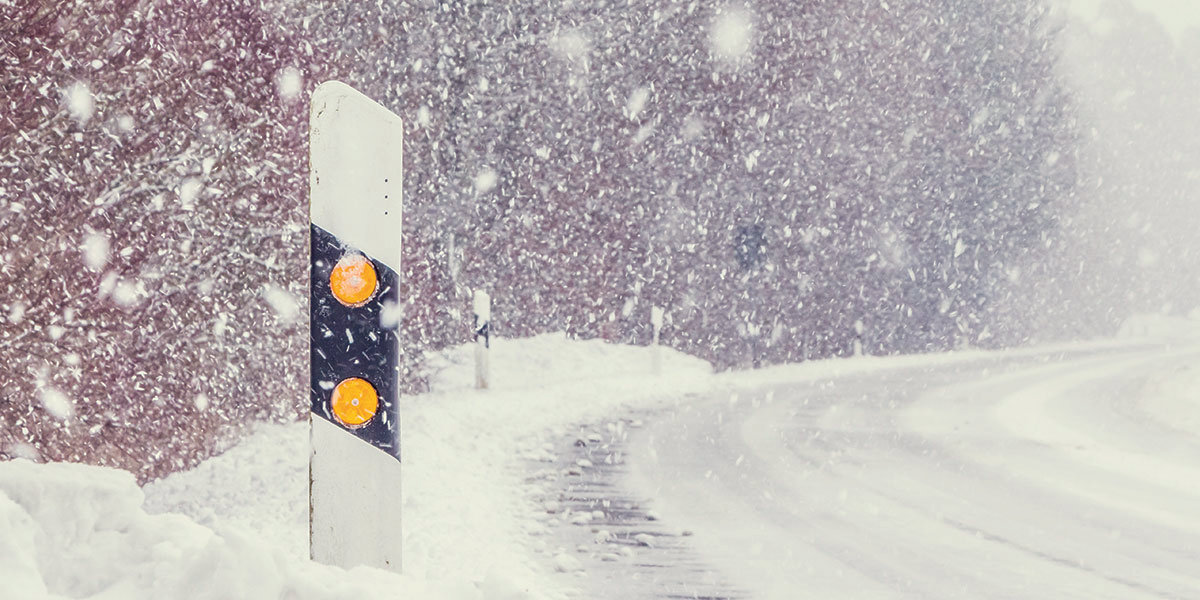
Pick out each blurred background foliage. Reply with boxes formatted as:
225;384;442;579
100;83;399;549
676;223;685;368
7;0;1187;481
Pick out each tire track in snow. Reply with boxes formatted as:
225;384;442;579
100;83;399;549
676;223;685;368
530;406;741;600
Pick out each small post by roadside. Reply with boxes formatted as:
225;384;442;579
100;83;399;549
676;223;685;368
650;306;664;376
474;290;491;390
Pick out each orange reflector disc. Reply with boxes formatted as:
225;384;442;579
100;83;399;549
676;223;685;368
329;253;378;307
330;377;379;427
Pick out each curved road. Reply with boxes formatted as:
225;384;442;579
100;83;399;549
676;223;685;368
622;346;1200;599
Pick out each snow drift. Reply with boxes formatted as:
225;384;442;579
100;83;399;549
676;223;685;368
0;460;390;600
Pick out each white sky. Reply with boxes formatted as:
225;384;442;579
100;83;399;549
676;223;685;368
1065;0;1200;42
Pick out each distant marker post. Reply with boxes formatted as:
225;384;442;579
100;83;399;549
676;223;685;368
651;306;664;375
474;290;491;390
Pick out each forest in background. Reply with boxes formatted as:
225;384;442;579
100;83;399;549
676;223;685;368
0;0;1151;480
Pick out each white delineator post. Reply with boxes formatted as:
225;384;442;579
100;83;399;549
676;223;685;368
650;306;664;375
309;81;403;572
474;290;491;390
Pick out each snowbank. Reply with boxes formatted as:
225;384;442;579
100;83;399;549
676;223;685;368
1141;361;1200;434
1117;312;1200;341
2;334;711;600
0;459;477;600
421;332;706;392
142;421;310;557
718;336;1152;389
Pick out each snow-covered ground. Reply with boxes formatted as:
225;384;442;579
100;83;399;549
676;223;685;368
1;326;1197;599
0;334;712;600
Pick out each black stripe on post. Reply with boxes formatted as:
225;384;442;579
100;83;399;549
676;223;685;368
310;224;401;461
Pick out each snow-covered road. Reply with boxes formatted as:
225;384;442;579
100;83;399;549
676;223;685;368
8;336;1196;600
623;347;1200;599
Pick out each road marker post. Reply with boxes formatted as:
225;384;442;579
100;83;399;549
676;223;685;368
651;306;664;375
309;81;403;572
474;290;491;390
